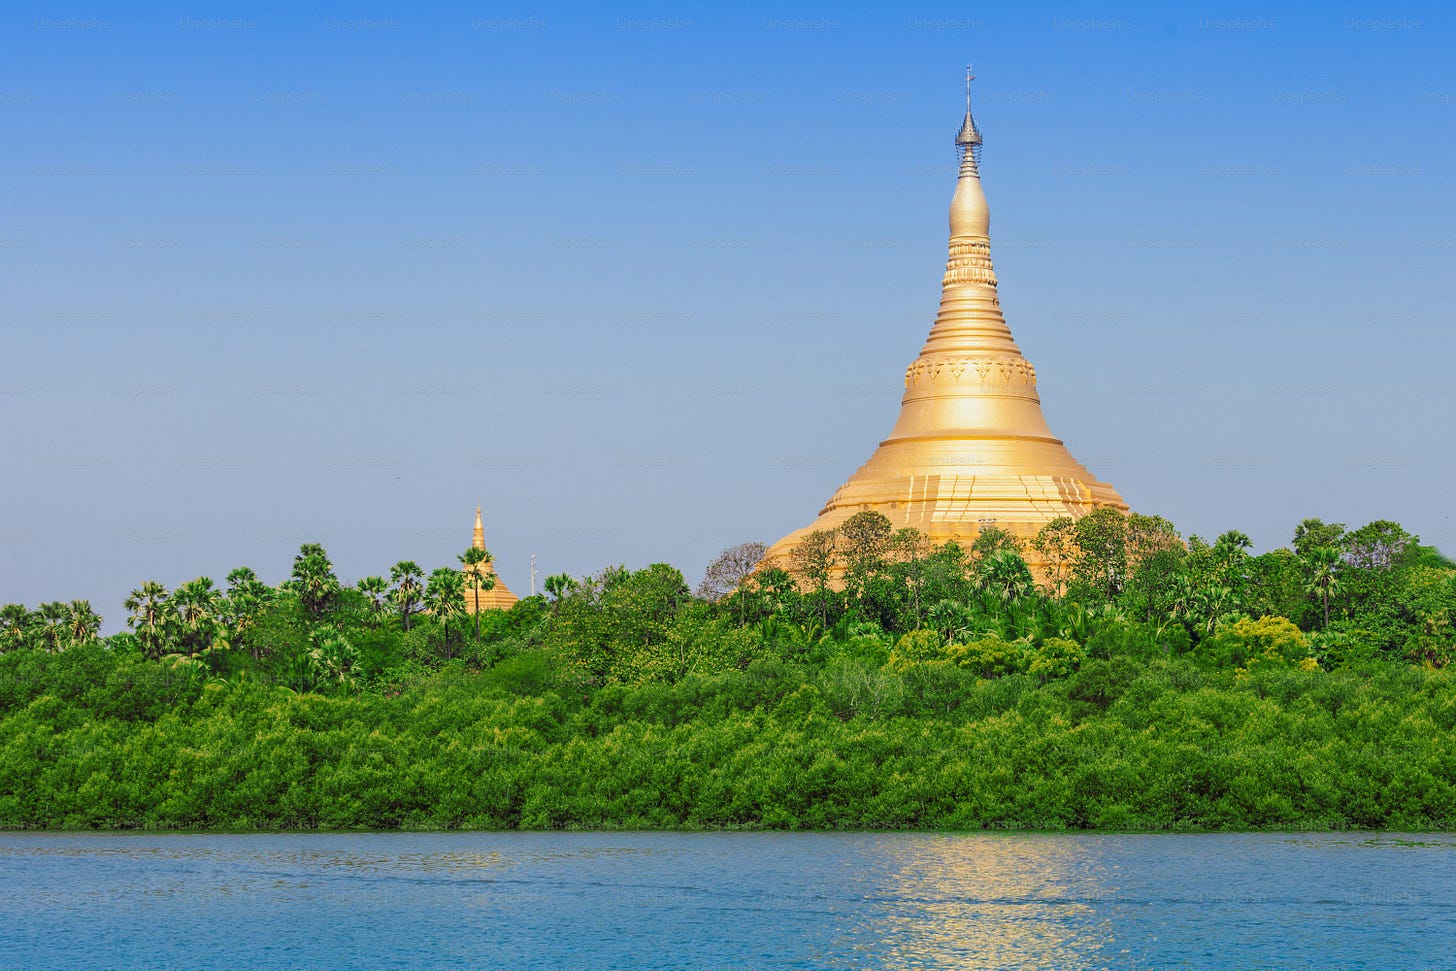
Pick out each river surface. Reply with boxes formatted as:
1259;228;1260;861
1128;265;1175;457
0;831;1450;969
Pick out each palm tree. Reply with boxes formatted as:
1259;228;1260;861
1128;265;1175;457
124;582;171;658
390;561;425;630
1213;530;1254;590
1303;545;1342;629
927;599;973;642
290;544;339;617
543;573;577;613
753;569;796;621
1214;530;1253;557
425;567;466;656
1169;574;1197;631
0;604;33;653
1193;584;1239;637
35;602;69;652
171;578;222;656
356;576;389;616
976;548;1035;605
1006;596;1049;644
65;600;101;645
306;633;359;693
226;566;259;591
457;547;496;641
222;568;273;646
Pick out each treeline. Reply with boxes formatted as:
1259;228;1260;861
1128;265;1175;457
0;510;1452;831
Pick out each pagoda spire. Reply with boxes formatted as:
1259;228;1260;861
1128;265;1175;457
956;64;983;176
464;503;520;613
763;71;1127;575
912;63;1021;368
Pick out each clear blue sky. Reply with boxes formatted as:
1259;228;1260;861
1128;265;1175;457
3;0;1453;628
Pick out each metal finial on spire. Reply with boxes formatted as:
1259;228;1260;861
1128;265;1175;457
955;66;983;169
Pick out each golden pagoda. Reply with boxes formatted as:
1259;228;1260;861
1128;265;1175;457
463;505;519;612
765;70;1127;568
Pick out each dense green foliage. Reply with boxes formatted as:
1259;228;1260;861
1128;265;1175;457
1;512;1452;831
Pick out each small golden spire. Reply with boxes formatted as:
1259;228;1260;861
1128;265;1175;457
462;502;521;613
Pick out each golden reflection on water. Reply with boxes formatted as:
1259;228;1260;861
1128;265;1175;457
862;834;1118;970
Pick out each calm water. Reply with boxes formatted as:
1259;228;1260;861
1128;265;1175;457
1;831;1451;969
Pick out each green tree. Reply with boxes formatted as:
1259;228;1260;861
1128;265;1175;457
790;530;839;626
885;628;946;671
65;600;102;645
1243;549;1309;627
123;582;171;659
1344;520;1415;570
1123;512;1185;620
1303;546;1342;629
922;541;973;606
1192;583;1241;638
1213;530;1254;593
390;560;425;631
1124;545;1188;625
34;602;69;652
1201;615;1314;670
926;599;973;643
543;572;577;613
1292;518;1346;558
289;543;340;617
1332;522;1423;651
1027;636;1086;681
549;564;691;683
943;635;1029;679
0;603;32;652
970;525;1024;564
1125;513;1182;570
607;563;690;657
1168;574;1197;633
458;546;496;641
976;548;1035;604
888;528;931;629
1406;608;1455;668
696;541;767;625
356;576;389;616
306;632;360;692
225;566;260;590
1033;517;1079;598
839;511;893;599
171;578;223;656
1073;508;1128;600
747;567;798;623
424;567;466;657
224;567;275;642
